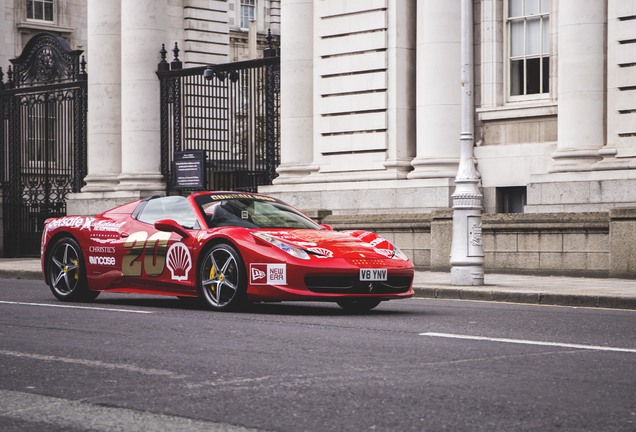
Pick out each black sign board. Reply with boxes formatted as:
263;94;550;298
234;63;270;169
173;150;206;190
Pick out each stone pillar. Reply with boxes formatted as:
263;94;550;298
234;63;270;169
609;208;636;278
551;0;606;171
409;0;461;179
272;0;316;184
383;0;416;178
431;209;453;271
115;0;167;194
82;0;121;192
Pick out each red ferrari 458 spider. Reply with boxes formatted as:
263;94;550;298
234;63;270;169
41;192;414;311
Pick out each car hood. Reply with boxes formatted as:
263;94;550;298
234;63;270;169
255;229;397;260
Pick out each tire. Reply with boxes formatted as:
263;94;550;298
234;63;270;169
198;243;247;311
47;237;99;302
336;298;382;312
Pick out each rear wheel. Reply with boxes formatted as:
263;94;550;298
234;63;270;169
199;243;247;311
47;237;99;302
336;298;382;312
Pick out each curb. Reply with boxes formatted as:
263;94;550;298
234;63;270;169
2;269;635;311
413;286;636;310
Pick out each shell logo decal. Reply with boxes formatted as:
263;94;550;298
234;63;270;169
166;242;192;281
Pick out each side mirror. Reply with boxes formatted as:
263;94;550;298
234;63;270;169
321;224;333;231
155;219;191;239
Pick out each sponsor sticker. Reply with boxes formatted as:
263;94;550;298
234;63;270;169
209;193;276;202
166;242;192;281
89;246;116;254
81;217;94;230
307;247;333;258
374;248;395;258
250;263;287;285
89;256;116;266
47;216;86;230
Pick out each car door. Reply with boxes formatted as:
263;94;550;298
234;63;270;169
117;196;199;294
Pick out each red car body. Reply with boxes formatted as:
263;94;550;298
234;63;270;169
41;192;414;311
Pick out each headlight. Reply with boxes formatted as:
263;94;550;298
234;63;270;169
252;232;310;260
392;246;409;261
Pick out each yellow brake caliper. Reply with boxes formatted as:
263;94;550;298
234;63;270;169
73;259;79;280
209;264;217;294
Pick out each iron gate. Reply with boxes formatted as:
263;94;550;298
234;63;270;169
0;33;87;257
158;43;280;194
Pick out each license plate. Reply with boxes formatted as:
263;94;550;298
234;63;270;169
360;268;387;281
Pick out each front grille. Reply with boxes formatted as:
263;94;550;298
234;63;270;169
305;275;413;294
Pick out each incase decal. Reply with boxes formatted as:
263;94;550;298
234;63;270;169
250;263;287;285
88;256;116;266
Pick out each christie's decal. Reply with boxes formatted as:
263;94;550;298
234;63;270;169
250;263;287;285
89;246;116;254
166;242;192;281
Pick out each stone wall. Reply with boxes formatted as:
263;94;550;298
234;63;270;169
314;209;636;278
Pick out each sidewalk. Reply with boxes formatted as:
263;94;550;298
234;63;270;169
413;271;636;310
3;258;636;310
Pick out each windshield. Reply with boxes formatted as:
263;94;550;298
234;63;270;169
194;194;322;230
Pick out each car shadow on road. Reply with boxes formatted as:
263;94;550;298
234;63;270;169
91;294;416;316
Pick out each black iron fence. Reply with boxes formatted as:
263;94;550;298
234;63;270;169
157;43;280;194
0;33;87;257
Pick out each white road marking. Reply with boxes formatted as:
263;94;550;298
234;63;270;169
0;389;262;432
419;332;636;353
0;300;152;314
0;350;186;378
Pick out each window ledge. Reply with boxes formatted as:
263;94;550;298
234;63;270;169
17;21;73;35
477;102;557;121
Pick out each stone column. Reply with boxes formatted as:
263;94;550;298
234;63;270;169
383;0;416;178
551;0;606;171
115;0;167;194
272;0;316;184
408;0;461;179
82;0;121;192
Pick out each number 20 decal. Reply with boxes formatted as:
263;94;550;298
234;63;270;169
122;231;171;277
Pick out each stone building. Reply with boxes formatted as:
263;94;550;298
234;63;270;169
260;0;636;277
0;0;279;256
2;0;636;276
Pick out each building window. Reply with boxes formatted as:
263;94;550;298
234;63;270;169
27;0;54;22
497;187;527;213
507;0;550;98
240;0;256;29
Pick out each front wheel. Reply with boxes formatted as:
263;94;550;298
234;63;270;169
336;298;382;312
199;243;247;311
47;237;99;302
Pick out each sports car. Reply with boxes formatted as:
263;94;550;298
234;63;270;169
41;192;414;311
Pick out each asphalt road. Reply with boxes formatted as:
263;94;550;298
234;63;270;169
1;278;635;432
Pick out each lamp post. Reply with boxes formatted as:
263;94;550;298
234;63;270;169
450;0;484;286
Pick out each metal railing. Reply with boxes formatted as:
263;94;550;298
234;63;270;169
157;42;280;194
0;32;87;256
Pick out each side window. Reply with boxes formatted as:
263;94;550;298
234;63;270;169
137;197;199;229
